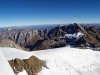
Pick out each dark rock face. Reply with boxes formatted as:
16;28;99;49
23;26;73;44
9;56;46;75
0;23;100;51
79;25;100;47
39;23;100;49
47;23;80;39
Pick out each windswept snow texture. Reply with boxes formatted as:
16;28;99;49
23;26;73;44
1;47;100;75
0;50;15;75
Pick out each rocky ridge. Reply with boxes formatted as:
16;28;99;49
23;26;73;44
32;23;100;50
0;23;100;51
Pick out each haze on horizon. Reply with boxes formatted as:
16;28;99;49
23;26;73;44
0;0;100;27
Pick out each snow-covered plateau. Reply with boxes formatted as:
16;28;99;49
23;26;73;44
1;47;100;75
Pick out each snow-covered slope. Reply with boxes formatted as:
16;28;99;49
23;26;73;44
1;47;100;75
64;32;83;39
0;50;15;75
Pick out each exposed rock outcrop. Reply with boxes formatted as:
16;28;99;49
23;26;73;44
9;56;47;75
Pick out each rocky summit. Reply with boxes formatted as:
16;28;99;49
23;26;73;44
0;23;100;51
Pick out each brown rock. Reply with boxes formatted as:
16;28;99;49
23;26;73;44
8;56;46;75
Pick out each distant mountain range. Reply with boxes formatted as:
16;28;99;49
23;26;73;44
0;23;100;51
82;23;100;29
0;23;100;30
0;24;59;31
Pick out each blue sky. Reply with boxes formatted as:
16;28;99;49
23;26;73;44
0;0;100;27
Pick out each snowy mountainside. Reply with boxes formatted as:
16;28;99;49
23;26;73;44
0;50;15;75
1;47;100;75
